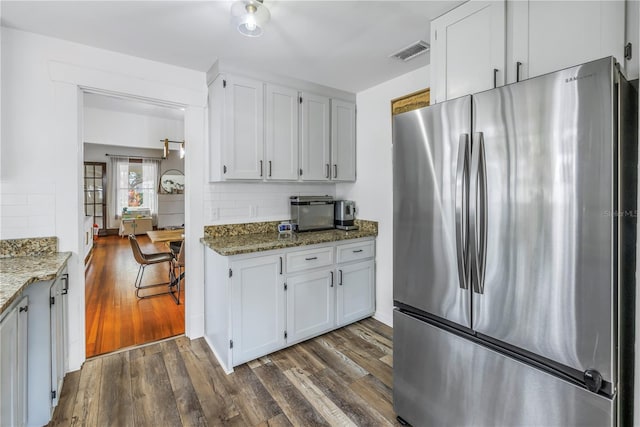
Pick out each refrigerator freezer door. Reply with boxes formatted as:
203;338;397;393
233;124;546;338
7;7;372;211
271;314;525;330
393;96;471;328
393;310;614;427
471;58;615;383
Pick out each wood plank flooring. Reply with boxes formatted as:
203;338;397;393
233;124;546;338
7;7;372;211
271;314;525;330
85;235;185;358
50;318;400;427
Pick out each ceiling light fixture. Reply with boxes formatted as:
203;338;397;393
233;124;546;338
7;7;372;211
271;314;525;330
231;0;270;37
161;139;186;159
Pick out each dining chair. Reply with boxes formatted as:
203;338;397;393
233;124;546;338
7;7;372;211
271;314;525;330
170;240;185;305
128;234;180;304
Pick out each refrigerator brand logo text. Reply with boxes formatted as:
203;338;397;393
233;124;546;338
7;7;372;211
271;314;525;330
565;73;595;83
604;210;637;217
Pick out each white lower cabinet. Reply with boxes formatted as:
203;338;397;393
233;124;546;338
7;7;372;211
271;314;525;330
0;269;69;427
49;274;68;409
21;269;68;426
286;269;336;343
337;260;375;327
204;237;375;373
0;296;28;427
231;255;285;366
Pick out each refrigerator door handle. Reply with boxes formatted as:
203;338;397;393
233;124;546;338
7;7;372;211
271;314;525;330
455;134;470;290
470;132;488;294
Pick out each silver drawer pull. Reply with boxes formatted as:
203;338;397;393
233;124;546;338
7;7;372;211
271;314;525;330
352;249;363;253
305;256;318;261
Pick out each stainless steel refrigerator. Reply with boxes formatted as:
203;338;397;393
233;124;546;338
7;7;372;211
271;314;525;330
392;57;638;426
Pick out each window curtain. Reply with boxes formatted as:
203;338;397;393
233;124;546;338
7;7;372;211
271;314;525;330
142;158;160;224
108;156;128;229
107;157;160;228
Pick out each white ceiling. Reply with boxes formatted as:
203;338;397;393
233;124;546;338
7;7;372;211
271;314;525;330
1;0;463;93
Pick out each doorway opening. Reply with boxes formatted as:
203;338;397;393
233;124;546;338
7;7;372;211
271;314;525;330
82;92;186;357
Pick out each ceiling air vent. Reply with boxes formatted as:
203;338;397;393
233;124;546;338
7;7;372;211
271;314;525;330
390;40;430;62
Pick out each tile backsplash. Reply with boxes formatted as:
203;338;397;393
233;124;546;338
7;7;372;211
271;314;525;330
203;182;335;224
0;181;57;239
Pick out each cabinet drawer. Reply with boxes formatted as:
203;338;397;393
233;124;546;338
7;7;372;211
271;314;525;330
337;240;374;264
286;247;333;273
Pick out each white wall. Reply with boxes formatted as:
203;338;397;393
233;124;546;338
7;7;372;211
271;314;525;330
337;66;429;327
84;107;184;149
1;27;206;371
1;27;201;238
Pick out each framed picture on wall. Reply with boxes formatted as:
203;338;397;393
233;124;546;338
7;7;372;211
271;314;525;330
159;169;185;194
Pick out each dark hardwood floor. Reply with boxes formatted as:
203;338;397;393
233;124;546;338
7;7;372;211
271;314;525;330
85;235;185;358
50;317;399;427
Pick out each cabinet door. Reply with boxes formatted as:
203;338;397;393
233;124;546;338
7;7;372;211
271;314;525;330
50;275;67;409
208;76;225;182
286;269;336;343
231;255;285;365
337;261;375;327
430;0;506;103
330;99;356;181
300;92;331;181
265;84;299;181
0;296;28;427
509;0;624;83
223;75;265;180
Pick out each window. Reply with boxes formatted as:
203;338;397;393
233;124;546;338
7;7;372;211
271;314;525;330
114;159;159;219
83;162;106;232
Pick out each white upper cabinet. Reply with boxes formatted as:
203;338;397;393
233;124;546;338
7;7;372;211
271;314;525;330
300;92;331;181
224;75;265;180
208;69;356;183
508;0;625;83
430;0;506;103
331;100;356;182
209;74;264;181
265;84;300;181
430;0;626;101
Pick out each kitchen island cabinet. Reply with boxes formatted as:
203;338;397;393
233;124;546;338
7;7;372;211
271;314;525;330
202;230;376;373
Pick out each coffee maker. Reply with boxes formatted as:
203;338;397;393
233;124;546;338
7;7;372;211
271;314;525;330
334;200;359;231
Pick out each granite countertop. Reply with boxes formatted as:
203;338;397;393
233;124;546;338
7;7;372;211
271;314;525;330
201;228;377;256
0;252;72;315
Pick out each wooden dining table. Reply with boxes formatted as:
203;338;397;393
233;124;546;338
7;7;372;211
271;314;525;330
146;229;185;243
